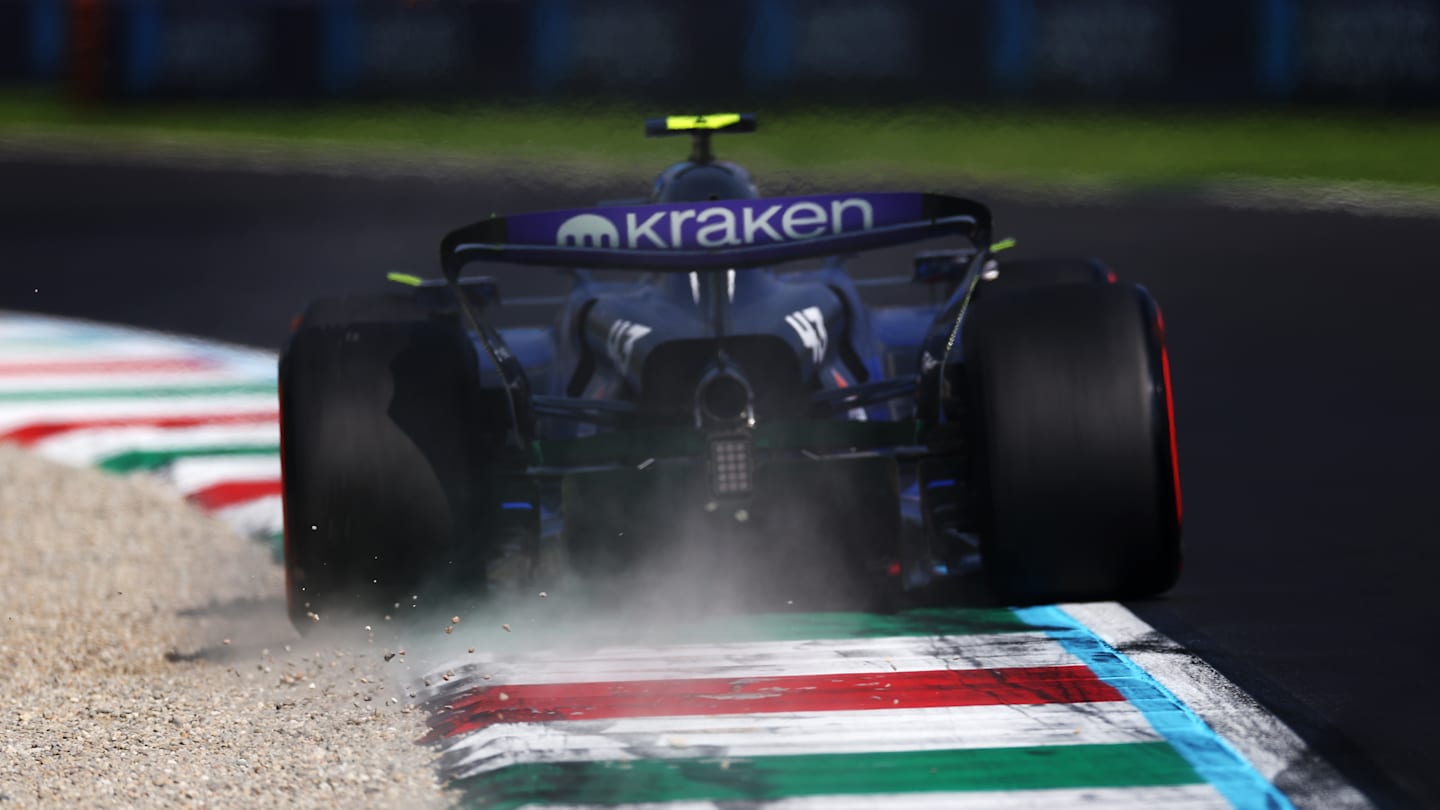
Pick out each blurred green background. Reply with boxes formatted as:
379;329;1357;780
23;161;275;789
4;90;1440;190
4;0;1439;192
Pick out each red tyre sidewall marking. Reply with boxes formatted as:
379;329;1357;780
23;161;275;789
1154;306;1183;527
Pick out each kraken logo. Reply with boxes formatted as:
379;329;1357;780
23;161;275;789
556;213;620;248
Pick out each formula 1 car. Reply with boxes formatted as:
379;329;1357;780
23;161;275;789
278;114;1182;628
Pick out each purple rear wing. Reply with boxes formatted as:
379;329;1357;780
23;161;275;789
440;192;991;278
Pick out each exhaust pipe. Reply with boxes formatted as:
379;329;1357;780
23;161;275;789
695;365;754;428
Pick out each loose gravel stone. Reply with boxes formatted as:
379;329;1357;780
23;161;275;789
0;447;455;809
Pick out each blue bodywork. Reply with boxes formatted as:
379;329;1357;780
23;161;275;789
419;190;996;588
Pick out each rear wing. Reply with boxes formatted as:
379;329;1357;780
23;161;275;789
440;192;991;280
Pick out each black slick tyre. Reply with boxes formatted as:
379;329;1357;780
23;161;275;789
279;294;487;629
966;281;1182;604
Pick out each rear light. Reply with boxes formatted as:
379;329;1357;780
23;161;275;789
707;433;753;497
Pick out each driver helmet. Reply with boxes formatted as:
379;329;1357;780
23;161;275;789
651;160;759;203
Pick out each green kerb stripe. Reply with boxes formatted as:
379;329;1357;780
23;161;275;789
460;742;1200;810
266;531;285;563
684;607;1032;643
99;445;279;473
0;382;274;401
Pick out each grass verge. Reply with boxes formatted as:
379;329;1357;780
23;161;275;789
3;89;1440;190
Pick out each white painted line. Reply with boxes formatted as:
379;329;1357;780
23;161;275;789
538;784;1232;810
31;422;279;467
1060;603;1372;810
439;702;1163;779
421;632;1078;690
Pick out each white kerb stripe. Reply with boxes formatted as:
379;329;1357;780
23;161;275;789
0;369;269;392
165;455;283;495
0;313;278;365
32;422;279;467
0;395;279;433
439;702;1163;779
212;496;284;536
0;317;125;341
419;632;1078;692
0;341;213;361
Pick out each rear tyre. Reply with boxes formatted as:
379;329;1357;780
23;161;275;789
966;281;1181;604
279;294;490;629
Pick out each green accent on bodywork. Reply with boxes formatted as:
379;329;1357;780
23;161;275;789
0;382;275;401
533;420;919;468
458;742;1200;809
386;271;424;287
990;237;1017;252
98;444;279;473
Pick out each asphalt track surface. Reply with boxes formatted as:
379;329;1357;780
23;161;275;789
2;156;1437;807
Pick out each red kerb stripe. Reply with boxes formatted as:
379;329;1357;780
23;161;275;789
1;411;278;446
428;664;1121;740
188;479;283;510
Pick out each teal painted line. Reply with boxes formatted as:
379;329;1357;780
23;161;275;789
0;382;276;402
1015;606;1293;810
456;742;1200;810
